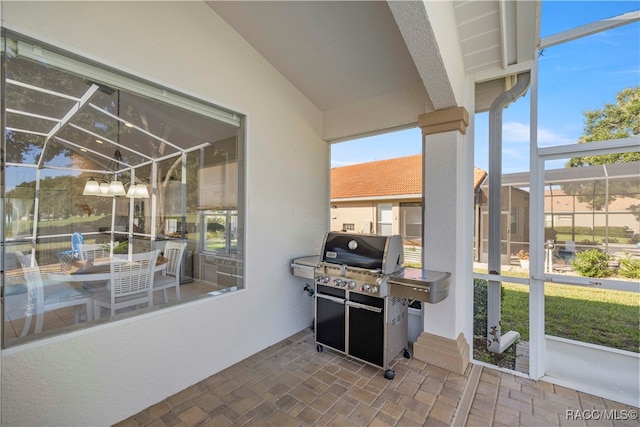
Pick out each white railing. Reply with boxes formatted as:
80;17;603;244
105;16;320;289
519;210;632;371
403;246;422;265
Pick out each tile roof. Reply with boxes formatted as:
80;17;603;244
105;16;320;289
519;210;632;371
473;168;488;191
331;154;487;199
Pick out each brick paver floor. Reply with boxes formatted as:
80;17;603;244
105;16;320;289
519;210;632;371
115;328;639;427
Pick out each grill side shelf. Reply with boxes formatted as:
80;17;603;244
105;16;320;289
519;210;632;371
388;268;451;304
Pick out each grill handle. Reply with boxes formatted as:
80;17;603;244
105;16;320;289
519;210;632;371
346;301;382;313
317;294;345;304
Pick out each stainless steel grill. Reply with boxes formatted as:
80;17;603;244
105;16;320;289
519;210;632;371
316;233;406;379
291;232;451;379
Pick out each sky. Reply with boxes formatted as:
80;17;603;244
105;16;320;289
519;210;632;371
330;1;640;173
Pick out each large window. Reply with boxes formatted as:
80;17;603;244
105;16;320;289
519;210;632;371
1;32;245;346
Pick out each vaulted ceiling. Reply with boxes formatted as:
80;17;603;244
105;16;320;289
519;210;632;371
208;1;539;115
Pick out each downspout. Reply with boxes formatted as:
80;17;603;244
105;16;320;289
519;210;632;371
475;174;488;263
487;72;530;353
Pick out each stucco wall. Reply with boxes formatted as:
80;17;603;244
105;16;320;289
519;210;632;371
329;201;377;234
330;200;422;236
545;336;640;407
0;2;328;426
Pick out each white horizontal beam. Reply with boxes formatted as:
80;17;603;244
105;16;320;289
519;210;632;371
540;10;640;49
474;60;534;83
538;137;640;160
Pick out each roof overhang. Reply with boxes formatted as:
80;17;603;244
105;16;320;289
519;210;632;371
208;1;540;139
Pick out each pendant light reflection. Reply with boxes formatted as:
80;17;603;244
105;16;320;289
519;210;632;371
126;183;150;199
83;177;101;196
84;178;148;198
83;148;147;198
109;180;127;197
99;181;110;195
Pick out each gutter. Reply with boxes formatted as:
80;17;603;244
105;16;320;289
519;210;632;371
487;72;531;354
331;194;422;203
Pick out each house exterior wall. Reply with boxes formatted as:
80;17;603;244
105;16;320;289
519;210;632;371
0;2;327;426
330;201;376;234
476;186;531;262
554;212;639;231
546;194;640;234
330;199;421;236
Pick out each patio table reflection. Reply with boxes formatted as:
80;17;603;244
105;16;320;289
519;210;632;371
48;256;167;285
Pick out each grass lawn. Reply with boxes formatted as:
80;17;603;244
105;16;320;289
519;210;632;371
499;281;639;353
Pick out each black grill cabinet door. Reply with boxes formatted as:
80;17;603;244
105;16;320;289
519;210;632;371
315;285;346;352
348;294;384;367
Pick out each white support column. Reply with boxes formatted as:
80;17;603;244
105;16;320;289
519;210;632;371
528;56;545;380
413;106;472;375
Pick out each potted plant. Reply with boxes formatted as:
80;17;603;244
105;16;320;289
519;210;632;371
516;249;529;268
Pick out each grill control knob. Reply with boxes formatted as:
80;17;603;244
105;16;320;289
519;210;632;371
361;284;370;292
347;281;356;289
375;277;383;285
317;276;330;284
333;279;343;287
370;286;378;294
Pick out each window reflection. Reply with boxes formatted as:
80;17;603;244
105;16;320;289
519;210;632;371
5;166;36;239
204;210;239;254
2;33;244;347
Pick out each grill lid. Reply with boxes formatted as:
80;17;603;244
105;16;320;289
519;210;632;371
320;232;404;274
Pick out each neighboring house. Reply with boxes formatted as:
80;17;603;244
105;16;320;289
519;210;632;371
545;188;640;235
475;184;531;263
333;157;640;264
476;162;640;262
330;154;487;247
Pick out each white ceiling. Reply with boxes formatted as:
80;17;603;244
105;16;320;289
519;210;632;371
208;1;421;111
207;1;538;113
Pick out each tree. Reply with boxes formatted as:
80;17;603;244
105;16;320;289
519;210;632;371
567;86;640;167
563;87;640;211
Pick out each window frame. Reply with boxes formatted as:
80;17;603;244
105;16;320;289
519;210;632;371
1;30;246;346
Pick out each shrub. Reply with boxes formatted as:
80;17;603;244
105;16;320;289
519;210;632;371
207;222;225;233
555;226;591;235
571;249;613;278
473;279;516;370
619;255;640;279
113;241;128;254
554;226;630;240
473;279;488;338
580;239;598;245
593;226;629;239
473;279;504;338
